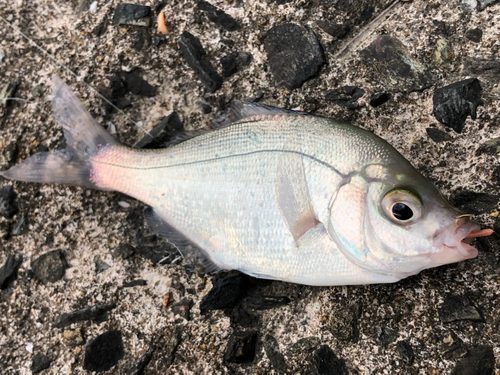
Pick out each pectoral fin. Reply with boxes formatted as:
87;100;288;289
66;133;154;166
275;153;319;243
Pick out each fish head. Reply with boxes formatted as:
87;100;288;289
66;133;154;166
327;162;486;280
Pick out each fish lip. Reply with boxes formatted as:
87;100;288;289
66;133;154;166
432;218;481;261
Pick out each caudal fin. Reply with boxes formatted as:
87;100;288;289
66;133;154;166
1;75;117;189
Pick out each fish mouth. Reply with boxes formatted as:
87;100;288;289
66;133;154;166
431;216;493;265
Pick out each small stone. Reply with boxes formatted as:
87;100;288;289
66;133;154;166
0;185;18;218
477;137;500;155
0;253;23;289
83;330;124;372
11;212;28;236
220;54;238;78
442;331;468;360
63;328;85;347
31;352;51;374
369;92;389;107
263;335;287;373
134;112;184;148
113;244;136;260
449;191;499;215
373;326;398;347
171;298;194;320
432;78;483;133
197;0;240;31
396;341;414;365
265;23;325;90
94;255;110;273
243;293;290;310
434;38;453;65
451;346;494;375
112;3;151;27
308;345;348;375
196;101;212;114
360;35;435;93
178;31;222;93
230;305;259;328
200;273;247;313
325;86;365;110
439;295;484;323
32;249;68;284
328;304;361;342
126;344;155;375
316;21;349;39
122;279;147;288
116;71;157;97
465;28;483;43
223;331;258;363
477;0;500;10
358;6;375;22
2;141;18;164
426;128;453;143
132;28;151;51
53;303;116;328
0;83;17;112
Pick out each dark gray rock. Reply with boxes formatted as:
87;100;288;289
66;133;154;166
132;28;151;51
171;298;194;320
426;127;453;143
442;331;468;360
0;253;23;289
432;78;483;133
113;244;136;260
112;3;150;27
54;302;116;328
308;345;348;375
465;28;483;42
83;330;124;372
229;304;259;328
3;141;18;164
178;31;223;93
316;21;349;39
116;71;157;97
325;86;365;109
200;273;247;313
360;35;435;92
11;211;28;236
449;190;499;215
94;255;110;273
0;185;17;218
396;341;414;365
223;330;258;363
122;279;147;288
373;326;398;347
243;293;290;310
32;249;68;284
220;54;238;78
126;344;155;375
263;335;287;374
264;23;325;90
197;0;240;31
370;92;389;107
477;137;500;155
134;112;183;148
31;352;51;374
451;346;494;375
439;295;484;323
463;58;500;83
358;5;375;22
328;303;361;342
196;101;212;114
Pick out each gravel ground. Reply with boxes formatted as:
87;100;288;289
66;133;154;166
1;0;500;374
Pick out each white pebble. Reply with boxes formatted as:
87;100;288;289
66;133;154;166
118;201;130;208
90;1;98;13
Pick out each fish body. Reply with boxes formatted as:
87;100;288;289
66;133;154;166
1;76;488;286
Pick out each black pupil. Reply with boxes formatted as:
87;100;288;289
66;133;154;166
392;203;413;221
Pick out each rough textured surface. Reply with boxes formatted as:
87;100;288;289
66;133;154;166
83;330;124;372
1;0;500;374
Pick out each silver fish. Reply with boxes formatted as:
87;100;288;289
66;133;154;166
1;76;492;286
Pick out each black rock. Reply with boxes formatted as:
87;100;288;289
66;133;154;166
325;86;365;109
373;326;398;347
117;71;157;97
396;341;414;365
197;0;240;31
31;352;51;374
126;344;155;375
463;58;500;83
451;346;494;375
433;20;449;37
0;253;23;289
230;305;259;328
449;190;499;215
220;54;238;78
328;303;361;342
83;330;124;372
316;21;350;39
465;28;483;43
178;31;223;93
263;335;287;373
432;78;483;133
196;101;212;114
11;212;28;236
264;23;325;90
223;331;258;364
171;298;194;320
439;295;484;323
54;303;116;328
113;244;136;260
243;293;290;310
370;92;390;107
360;35;435;93
112;3;151;26
94;255;110;273
134;112;184;148
133;28;151;51
32;249;68;284
200;273;247;313
3;141;18;164
122;279;147;288
358;6;375;22
308;345;348;375
0;185;18;218
426;127;453;143
477;137;500;155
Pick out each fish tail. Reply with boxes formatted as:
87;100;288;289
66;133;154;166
1;75;118;190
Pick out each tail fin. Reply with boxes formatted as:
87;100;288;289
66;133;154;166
1;75;117;189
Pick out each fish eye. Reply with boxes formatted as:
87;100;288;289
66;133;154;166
382;188;422;225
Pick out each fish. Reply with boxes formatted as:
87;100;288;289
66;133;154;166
0;76;493;286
